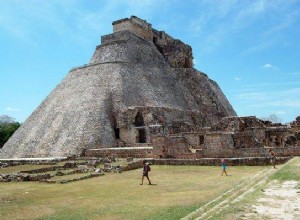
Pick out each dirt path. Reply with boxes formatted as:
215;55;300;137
242;180;300;220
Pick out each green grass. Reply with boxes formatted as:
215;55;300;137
0;164;269;220
50;172;94;181
269;157;300;182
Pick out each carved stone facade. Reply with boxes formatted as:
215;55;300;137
86;116;300;159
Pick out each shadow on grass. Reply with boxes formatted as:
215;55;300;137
139;183;158;186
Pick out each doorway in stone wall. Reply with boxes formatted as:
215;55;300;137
136;128;146;143
134;112;145;126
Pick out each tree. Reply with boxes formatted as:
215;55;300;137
0;115;21;148
260;114;282;124
0;115;16;123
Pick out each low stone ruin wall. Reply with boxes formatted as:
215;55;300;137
202;147;300;158
122;160;144;171
272;147;300;156
0;158;67;168
0;173;51;182
153;157;291;166
85;147;153;158
84;146;300;159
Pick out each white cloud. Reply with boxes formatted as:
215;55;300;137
240;2;299;55
261;63;280;71
276;111;286;115
188;0;296;53
234;77;242;81
262;63;273;68
5;107;20;112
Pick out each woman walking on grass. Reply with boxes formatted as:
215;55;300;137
221;158;228;176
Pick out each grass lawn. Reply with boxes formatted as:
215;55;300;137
0;164;270;220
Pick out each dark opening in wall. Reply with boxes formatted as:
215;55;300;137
199;135;204;145
114;128;120;140
134;112;145;126
137;128;146;143
184;57;190;68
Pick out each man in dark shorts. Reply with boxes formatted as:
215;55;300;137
141;160;152;185
269;149;276;168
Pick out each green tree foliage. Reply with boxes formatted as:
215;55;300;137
0;115;21;148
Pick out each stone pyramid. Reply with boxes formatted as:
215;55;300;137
1;16;236;158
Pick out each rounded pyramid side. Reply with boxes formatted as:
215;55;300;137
0;37;202;158
0;64;120;158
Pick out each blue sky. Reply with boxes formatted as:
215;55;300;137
0;0;299;123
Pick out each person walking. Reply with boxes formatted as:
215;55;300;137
268;149;277;168
221;158;228;176
141;160;152;185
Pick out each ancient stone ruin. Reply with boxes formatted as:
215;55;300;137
1;16;299;159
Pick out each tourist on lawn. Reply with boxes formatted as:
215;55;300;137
221;158;228;176
141;160;152;185
268;149;277;168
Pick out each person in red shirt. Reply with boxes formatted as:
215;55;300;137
140;160;152;185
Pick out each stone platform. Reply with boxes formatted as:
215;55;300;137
85;147;154;158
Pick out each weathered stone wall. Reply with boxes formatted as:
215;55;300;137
291;116;300;131
113;22;153;41
85;147;153;158
112;16;153;41
233;128;265;149
116;107;203;129
101;30;141;45
285;132;300;147
119;128;136;144
184;133;203;147
212;116;265;132
201;147;300;158
153;157;291;166
91;35;166;66
153;32;193;68
174;68;237;125
164;137;191;158
204;132;234;151
111;16;193;68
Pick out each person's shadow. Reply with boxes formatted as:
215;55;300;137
140;183;158;186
